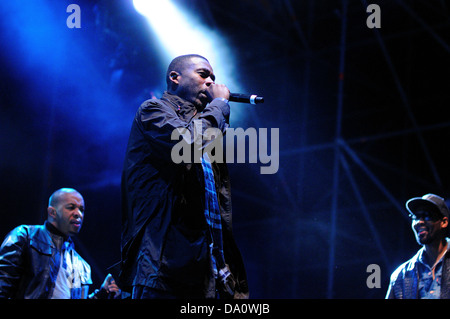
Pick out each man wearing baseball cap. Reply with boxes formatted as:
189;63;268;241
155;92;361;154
386;194;450;299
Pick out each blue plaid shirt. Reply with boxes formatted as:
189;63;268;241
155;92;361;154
201;152;229;280
417;244;449;299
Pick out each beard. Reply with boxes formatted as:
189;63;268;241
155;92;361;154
179;90;209;112
416;233;433;245
414;228;446;246
195;91;210;111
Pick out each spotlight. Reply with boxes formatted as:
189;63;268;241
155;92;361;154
133;0;212;60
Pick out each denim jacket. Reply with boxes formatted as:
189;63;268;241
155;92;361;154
386;240;450;299
0;222;92;299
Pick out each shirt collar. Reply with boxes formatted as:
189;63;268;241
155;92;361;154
417;238;450;268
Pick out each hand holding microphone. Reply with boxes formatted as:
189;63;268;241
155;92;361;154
206;83;230;101
206;83;264;105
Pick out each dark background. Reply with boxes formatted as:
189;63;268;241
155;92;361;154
1;0;450;298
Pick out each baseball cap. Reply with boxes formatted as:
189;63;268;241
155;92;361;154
406;193;450;219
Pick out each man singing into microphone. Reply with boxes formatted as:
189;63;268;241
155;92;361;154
120;54;249;299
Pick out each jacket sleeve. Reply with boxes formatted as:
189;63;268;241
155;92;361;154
0;226;28;298
137;98;230;162
385;278;396;299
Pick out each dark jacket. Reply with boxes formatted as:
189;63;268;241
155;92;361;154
0;222;92;299
386;243;450;299
120;92;248;298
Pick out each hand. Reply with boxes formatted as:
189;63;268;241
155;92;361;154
100;273;121;299
206;83;230;101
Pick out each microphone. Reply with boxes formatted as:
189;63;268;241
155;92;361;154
229;93;264;105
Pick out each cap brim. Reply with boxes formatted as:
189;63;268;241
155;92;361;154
406;198;442;216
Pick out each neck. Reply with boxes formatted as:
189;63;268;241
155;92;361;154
424;238;448;266
45;221;68;239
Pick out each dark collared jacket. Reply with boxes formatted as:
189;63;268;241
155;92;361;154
0;222;91;299
120;92;249;298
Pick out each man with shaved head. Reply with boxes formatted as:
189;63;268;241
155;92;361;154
0;188;120;299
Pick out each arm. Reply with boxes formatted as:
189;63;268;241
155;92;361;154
138;98;230;161
385;280;395;299
0;226;28;298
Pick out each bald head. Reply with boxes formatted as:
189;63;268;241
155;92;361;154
47;188;85;236
48;188;82;208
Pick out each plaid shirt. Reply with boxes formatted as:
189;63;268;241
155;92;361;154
201;152;230;281
201;152;225;267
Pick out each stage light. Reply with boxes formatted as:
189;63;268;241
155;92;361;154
133;0;214;62
132;0;244;121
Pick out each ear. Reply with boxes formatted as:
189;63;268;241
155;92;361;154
47;206;56;220
169;71;179;84
441;217;448;229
